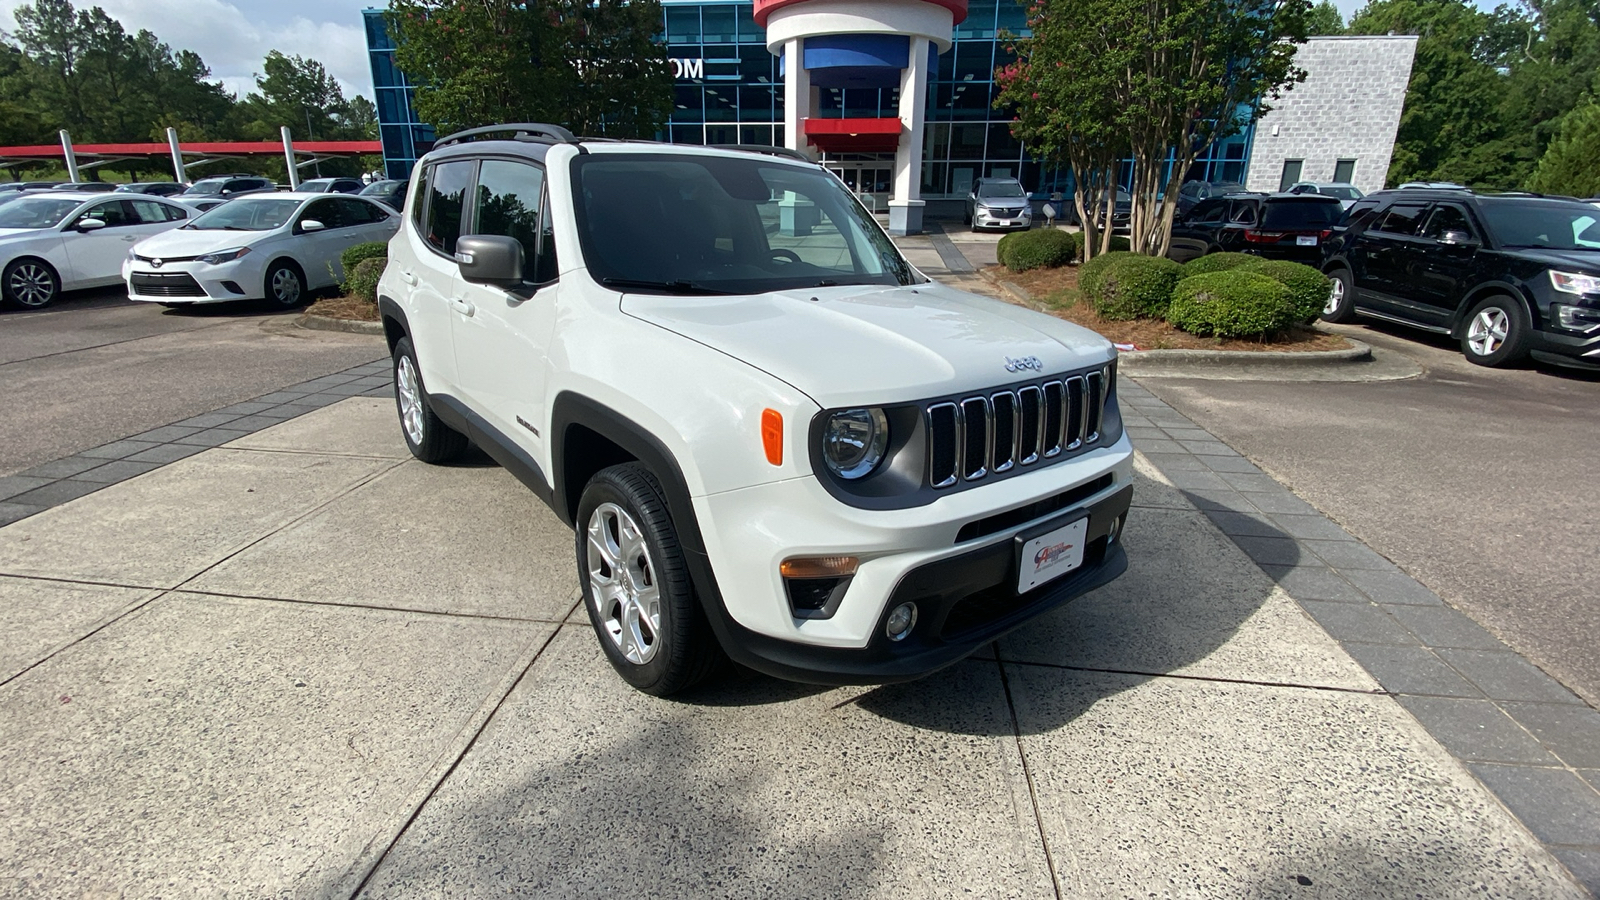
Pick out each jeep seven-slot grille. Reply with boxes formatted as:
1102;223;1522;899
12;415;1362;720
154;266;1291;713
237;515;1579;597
927;367;1111;489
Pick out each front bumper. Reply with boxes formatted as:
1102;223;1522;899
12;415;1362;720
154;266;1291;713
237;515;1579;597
692;438;1134;684
1529;297;1600;367
974;208;1031;230
123;257;263;303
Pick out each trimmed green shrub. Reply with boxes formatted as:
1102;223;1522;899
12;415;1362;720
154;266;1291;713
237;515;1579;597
1108;235;1131;252
1180;251;1257;277
345;256;386;304
1239;258;1331;323
340;241;388;280
1076;250;1138;301
996;231;1019;269
1082;253;1184;320
1002;228;1077;272
1167;271;1296;338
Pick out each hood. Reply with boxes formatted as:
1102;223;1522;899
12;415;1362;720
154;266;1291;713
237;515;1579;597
1507;247;1600;273
134;227;265;256
0;227;48;240
621;281;1114;408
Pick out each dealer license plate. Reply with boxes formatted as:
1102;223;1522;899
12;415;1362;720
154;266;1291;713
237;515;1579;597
1016;517;1089;593
1296;235;1318;246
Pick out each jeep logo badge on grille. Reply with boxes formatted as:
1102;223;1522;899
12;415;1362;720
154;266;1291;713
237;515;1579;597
1004;355;1043;373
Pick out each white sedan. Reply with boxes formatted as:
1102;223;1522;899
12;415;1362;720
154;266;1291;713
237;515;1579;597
0;191;191;309
124;193;399;307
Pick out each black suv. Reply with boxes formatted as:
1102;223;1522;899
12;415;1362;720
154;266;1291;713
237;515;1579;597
1167;192;1343;264
1321;188;1600;368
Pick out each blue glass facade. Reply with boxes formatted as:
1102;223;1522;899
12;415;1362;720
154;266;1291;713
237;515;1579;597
361;2;1254;197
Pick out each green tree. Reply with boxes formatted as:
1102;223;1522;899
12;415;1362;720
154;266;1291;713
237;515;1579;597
1529;99;1600;196
388;0;673;138
1501;0;1600;175
1307;0;1345;34
236;51;372;178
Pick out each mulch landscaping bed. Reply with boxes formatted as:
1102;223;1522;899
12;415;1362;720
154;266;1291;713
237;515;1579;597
990;264;1351;353
305;295;379;322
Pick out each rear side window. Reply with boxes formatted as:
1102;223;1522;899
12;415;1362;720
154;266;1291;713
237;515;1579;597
127;199;179;224
1375;203;1429;235
423;160;475;255
1262;199;1341;229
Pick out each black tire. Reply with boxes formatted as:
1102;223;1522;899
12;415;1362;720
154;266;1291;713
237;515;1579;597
391;336;468;463
263;260;305;308
1321;267;1358;323
576;463;720;696
1460;295;1531;367
2;257;60;309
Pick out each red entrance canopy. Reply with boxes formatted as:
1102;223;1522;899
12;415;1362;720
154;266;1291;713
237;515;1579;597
803;118;903;154
0;140;381;162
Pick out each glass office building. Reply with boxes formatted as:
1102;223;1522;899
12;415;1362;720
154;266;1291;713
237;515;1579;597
361;3;1254;203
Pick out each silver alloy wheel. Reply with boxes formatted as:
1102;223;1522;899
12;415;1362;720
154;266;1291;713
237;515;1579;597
1323;277;1343;316
1466;306;1509;356
586;501;661;665
395;354;425;446
7;262;54;307
270;266;301;304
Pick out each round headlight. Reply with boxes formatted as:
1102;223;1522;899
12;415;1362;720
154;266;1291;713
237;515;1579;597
822;408;889;480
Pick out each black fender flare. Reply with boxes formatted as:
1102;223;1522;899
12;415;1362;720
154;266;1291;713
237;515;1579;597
377;296;409;352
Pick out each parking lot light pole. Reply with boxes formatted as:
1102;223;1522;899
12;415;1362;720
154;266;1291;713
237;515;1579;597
166;127;188;184
59;130;80;183
280;126;300;190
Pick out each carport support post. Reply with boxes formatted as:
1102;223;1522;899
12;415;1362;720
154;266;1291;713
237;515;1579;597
280;126;300;190
59;130;80;183
888;38;929;236
166;127;188;184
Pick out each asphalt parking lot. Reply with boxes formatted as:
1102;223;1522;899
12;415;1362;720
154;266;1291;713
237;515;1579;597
0;235;1597;896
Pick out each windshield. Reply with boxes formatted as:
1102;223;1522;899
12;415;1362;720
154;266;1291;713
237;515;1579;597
188;197;301;231
978;182;1026;199
572;154;918;294
1481;201;1600;250
185;178;229;195
1262;199;1342;229
1321;186;1362;201
0;196;82;229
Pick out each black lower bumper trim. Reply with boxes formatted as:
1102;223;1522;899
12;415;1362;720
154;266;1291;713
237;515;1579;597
704;483;1134;685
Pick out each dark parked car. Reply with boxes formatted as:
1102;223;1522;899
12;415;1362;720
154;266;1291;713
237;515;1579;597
297;177;364;194
59;182;117;192
117;182;188;197
1176;180;1245;215
1321;188;1600;368
1060;187;1132;229
1167;192;1343;264
358;178;408;211
180;175;276;201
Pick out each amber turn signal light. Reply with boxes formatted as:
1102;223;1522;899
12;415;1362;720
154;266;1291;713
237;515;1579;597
779;556;860;578
761;408;783;466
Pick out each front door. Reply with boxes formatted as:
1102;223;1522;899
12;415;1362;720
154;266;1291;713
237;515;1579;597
61;199;151;287
449;157;557;453
1411;203;1482;326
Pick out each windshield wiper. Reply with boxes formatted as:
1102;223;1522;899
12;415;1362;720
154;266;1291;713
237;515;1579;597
600;277;732;296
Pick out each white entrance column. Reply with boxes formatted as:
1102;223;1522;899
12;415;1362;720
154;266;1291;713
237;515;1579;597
889;37;930;235
783;38;812;157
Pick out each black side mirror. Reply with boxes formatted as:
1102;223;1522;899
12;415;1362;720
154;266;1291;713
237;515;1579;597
455;235;523;286
1440;230;1479;248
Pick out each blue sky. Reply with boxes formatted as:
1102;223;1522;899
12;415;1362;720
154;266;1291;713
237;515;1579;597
1;0;1498;108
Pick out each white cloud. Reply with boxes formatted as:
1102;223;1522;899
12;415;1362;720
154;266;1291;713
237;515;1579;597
0;0;373;106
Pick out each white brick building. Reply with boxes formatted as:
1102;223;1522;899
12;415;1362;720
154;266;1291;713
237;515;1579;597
1245;35;1418;196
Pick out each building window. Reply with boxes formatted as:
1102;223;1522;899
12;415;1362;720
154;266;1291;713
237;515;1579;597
1333;158;1356;183
1278;159;1303;192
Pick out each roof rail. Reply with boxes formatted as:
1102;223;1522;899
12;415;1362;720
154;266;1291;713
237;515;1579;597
710;144;812;162
433;123;579;149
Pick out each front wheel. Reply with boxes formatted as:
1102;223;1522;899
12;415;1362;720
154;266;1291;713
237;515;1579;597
576;463;720;696
264;261;305;308
1461;296;1530;367
392;337;468;463
3;258;60;309
1321;268;1357;323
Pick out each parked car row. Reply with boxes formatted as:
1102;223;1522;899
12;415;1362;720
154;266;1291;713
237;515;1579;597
0;188;398;310
1169;186;1600;369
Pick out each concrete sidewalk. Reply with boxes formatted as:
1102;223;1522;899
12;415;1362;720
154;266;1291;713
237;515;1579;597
0;385;1588;897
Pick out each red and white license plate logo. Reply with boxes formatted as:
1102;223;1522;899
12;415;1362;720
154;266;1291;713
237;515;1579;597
1018;518;1089;593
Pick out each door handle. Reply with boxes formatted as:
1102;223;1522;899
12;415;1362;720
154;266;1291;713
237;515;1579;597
399;271;416;285
449;298;475;317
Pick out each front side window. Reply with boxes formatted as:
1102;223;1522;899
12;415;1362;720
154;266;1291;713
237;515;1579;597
1420;205;1475;241
471;159;545;279
77;200;133;227
572;154;918;294
423;160;475;255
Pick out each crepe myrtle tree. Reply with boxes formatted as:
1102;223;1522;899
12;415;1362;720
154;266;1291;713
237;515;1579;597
388;0;672;139
1000;0;1309;258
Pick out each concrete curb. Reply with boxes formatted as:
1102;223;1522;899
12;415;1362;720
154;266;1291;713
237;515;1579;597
981;266;1372;370
297;313;384;335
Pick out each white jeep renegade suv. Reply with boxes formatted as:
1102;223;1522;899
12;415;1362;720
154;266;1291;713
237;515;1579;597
380;124;1134;695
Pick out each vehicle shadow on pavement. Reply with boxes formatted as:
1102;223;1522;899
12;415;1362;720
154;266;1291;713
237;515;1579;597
856;482;1298;737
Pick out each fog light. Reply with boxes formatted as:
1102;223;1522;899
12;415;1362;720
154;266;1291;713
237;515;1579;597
1107;514;1125;545
885;602;917;641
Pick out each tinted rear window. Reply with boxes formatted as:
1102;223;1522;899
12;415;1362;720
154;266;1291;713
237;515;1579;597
1262;199;1342;228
